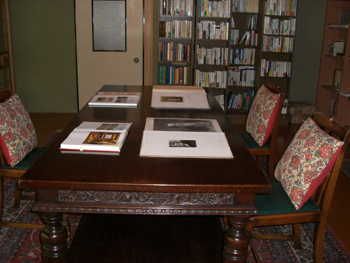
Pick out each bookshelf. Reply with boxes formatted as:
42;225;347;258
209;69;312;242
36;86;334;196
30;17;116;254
156;0;299;123
157;1;195;85
226;0;262;114
259;0;298;108
0;0;14;94
194;0;231;110
316;0;350;126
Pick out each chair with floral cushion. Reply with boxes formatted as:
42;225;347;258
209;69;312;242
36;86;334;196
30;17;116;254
246;111;350;263
0;89;46;229
238;83;286;178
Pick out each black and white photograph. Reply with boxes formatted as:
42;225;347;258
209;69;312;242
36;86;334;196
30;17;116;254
153;118;216;132
169;140;197;147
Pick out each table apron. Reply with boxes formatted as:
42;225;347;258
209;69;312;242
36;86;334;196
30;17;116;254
34;189;258;216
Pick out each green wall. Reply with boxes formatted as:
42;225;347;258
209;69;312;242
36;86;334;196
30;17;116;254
9;0;78;112
290;0;327;104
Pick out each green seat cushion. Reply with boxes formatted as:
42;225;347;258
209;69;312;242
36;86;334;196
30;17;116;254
1;147;46;170
238;131;270;149
255;179;320;215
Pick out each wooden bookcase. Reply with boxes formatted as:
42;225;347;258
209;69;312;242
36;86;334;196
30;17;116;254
156;0;299;122
0;0;14;94
316;0;350;126
259;0;298;113
157;1;195;85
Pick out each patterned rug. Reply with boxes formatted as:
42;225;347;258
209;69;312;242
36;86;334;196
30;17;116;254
248;224;350;262
1;133;350;262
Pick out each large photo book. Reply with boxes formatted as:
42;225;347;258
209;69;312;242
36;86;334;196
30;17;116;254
88;92;141;107
151;86;210;109
140;118;233;159
60;122;132;153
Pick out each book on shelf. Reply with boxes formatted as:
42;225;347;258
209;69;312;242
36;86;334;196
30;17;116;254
330;100;338;115
329;40;345;56
60;122;132;153
88;92;141;107
333;69;342;88
139;117;233;159
341;10;350;25
326;24;349;29
340;92;350;98
151;85;210;109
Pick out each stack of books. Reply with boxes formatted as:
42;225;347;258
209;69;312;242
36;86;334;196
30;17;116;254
88;92;141;107
60;122;132;154
330;40;345;56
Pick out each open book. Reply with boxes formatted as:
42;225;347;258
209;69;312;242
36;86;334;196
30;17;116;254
151;86;210;109
60;122;132;153
140;118;233;159
88;92;141;107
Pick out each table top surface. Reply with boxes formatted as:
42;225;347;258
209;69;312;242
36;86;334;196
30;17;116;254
20;85;270;194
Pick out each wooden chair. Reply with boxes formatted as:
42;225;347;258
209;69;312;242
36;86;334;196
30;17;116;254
0;89;69;235
238;83;286;178
246;111;350;263
0;89;45;229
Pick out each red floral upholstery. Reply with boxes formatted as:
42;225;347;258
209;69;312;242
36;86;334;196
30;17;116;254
274;118;343;210
246;85;281;147
0;94;37;167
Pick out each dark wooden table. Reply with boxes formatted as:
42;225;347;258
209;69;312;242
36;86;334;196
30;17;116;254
20;85;270;263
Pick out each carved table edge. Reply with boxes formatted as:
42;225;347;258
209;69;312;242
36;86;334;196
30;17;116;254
33;204;258;216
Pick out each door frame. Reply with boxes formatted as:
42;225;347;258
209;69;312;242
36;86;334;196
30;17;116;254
144;0;153;86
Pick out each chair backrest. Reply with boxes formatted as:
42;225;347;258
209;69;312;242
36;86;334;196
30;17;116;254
0;89;11;103
264;83;286;144
311;112;349;218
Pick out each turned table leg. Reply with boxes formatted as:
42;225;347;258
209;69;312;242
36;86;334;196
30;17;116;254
40;212;68;263
223;215;251;263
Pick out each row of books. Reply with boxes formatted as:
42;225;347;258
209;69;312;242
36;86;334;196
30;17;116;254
158;65;191;85
341;10;350;25
196;21;229;40
197;0;231;18
235;30;258;46
265;0;297;16
262;36;294;53
159;20;193;38
195;69;227;88
159;0;193;16
264;17;296;36
246;14;258;29
196;46;229;65
232;0;259;13
231;14;258;31
228;66;255;86
159;41;191;62
230;48;256;65
261;59;291;77
227;88;255;110
329;40;345;56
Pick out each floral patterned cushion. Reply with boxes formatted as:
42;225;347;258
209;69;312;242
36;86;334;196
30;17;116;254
246;85;281;147
274;118;343;210
0;94;37;167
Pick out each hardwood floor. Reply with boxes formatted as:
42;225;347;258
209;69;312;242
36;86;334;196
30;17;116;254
29;112;350;253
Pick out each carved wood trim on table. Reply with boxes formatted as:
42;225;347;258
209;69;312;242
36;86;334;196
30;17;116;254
59;190;235;205
32;190;258;216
